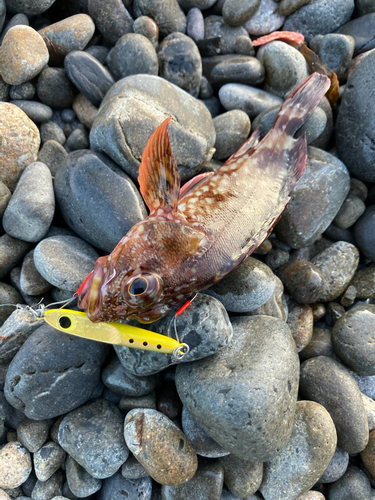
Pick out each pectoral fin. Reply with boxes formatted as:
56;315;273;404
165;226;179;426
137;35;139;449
138;118;181;215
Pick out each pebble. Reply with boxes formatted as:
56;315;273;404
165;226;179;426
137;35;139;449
250;275;288;321
133;16;159;47
0;0;4;32
19;250;51;296
336;12;375;56
118;392;157;413
219;455;262;497
213;110;250;159
340;284;356;307
0;282;22;328
34;442;66;482
114;293;233;376
222;0;261;26
235;34;255;56
319;447;349;483
31;470;64;500
101;355;156;396
85;45;109;65
327;466;372;500
181;406;229;458
90;75;216;182
0;26;49;85
54;150;147;252
279;0;312;16
0;181;11;218
0;441;31;489
176;315;299;461
33;235;98;290
158;33;202;97
299;327;333;362
124;408;198;485
219;83;283;119
362;392;375;432
300;356;369;454
209;55;265;87
0;13;29;44
65;456;102;497
275;147;350;248
332;305;375;376
38;14;95;64
186;8;204;42
0;235;31;280
65;126;89;150
17;418;52;453
205;15;250;54
0;103;40;189
87;0;133;46
133;0;186;38
283;0;354;43
244;0;285;36
5;0;56;15
37;68;76;110
9;82;35;100
40;121;65;145
199;76;213;98
311;241;359;302
334;194;365;229
178;0;217;8
256;41;309;98
287;303;314;352
10;99;52;123
278;259;324;304
37;140;68;176
264;247;290;271
162;461;224;499
63;51;114;108
350;267;375;299
58;399;128;479
97;471;152;500
354;205;375;261
4;322;109;419
260;401;337;500
121;453;148;480
313;34;355;82
72;93;98;129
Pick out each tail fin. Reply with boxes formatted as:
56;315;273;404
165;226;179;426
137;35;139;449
273;73;330;138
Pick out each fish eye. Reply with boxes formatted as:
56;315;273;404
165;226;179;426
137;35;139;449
128;277;149;296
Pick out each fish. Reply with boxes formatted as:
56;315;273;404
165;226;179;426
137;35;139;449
78;72;330;324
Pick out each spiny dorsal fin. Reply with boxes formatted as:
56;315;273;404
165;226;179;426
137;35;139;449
138;118;181;214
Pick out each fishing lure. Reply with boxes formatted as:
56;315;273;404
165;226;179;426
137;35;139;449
40;307;190;360
77;73;331;325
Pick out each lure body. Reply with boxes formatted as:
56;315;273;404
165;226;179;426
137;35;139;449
43;309;188;357
78;73;330;324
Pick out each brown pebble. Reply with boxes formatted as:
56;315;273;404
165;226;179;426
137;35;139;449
0;103;40;189
133;16;159;47
0;441;32;489
287;303;313;352
0;26;49;85
311;303;326;322
278;259;324;304
72;94;98;129
361;429;375;478
124;409;198;486
253;238;272;254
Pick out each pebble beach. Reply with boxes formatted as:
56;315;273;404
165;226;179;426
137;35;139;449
1;0;375;499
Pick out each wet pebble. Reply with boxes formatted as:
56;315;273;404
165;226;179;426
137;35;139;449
300;356;369;454
124;408;197;485
133;0;186;38
17;418;52;453
158;32;202;97
34;235;98;290
34;442;66;482
31;470;64;500
287;303;314;352
64;51;115;107
332;305;375;376
38;14;95;63
59;399;128;479
0;441;31;489
10;100;52;123
88;0;133;46
65;456;102;497
102;356;156;396
37;68;76;110
222;0;261;26
4;323;109;419
219;455;262;497
176;315;299;461
133;16;159;47
244;0;285;35
181;406;229;458
327;466;372;500
0;103;40;189
213;110;250;159
97;471;152;500
205;15;249;54
260;401;337;500
0;26;49;85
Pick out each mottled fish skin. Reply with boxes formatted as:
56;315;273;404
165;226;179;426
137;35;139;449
78;73;330;324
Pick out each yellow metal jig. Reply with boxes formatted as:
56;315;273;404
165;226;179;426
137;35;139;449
42;308;189;360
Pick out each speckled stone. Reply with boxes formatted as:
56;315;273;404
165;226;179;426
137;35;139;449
0;441;31;489
300;356;369;454
97;471;152;500
206;256;276;313
350;267;375;300
311;241;359;302
17;418;52;453
102;356;156;396
0;26;49;85
332;305;375;376
287;304;313;352
299;327;334;362
244;0;285;35
278;260;324;304
319;447;349;484
65;456;102;497
219;455;262;497
58;399;129;479
3;162;54;243
88;0;133;46
0;103;40;189
181;407;229;458
275;147;350;249
33;236;98;291
260;401;337;500
176;315;299;462
38;14;95;63
327;466;372;500
205;15;249;55
114;293;233;376
121;453;148;480
9;82;35;100
124;409;197;486
31;470;64;500
34;442;66;482
133;0;186;38
0;181;11;218
222;0;261;26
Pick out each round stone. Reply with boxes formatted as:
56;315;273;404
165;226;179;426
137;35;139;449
350;267;375;300
219;455;262;497
133;16;159;47
124;409;197;486
102;356;156;397
223;0;261;26
287;303;313;352
9;82;35;100
244;0;285;35
20;250;52;296
37;68;76;110
97;471;152;500
334;194;366;229
133;0;186;38
0;103;40;189
65;456;102;497
327;466;372;500
88;0;133;46
299;327;334;362
209;55;265;87
205;15;249;55
0;441;31;489
9;100;52;123
0;235;30;280
17;418;52;453
213;110;250;160
0;26;48;85
354;206;375;261
186;7;204;42
5;0;56;15
34;442;66;482
319;447;349;483
72;93;98;129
